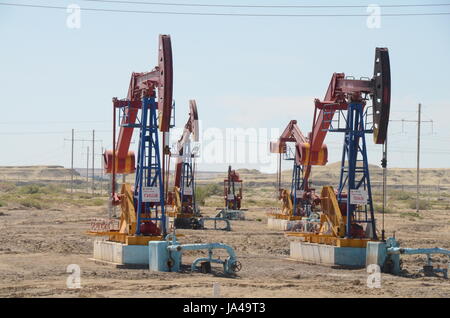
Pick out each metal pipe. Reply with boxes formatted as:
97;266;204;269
168;242;238;274
191;258;225;272
198;217;231;231
387;247;450;256
168;243;237;258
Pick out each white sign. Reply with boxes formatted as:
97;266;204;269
142;187;160;202
296;190;305;198
183;187;193;196
350;189;368;205
227;193;235;200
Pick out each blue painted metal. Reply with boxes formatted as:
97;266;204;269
284;145;309;217
134;96;166;235
387;247;450;256
149;240;182;272
152;234;240;274
122;244;150;265
367;238;449;276
179;141;197;215
332;102;376;239
168;242;239;274
216;209;245;220
198;217;231;231
290;163;304;217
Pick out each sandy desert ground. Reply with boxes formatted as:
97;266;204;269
0;202;449;298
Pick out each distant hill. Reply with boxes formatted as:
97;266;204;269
194;162;450;192
1;163;449;192
0;166;80;182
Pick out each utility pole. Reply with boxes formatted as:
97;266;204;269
92;129;95;196
71;129;74;196
416;103;421;213
86;146;89;194
101;146;104;196
389;106;433;214
64;135;103;195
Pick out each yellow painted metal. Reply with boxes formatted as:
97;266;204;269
86;183;172;245
173;186;182;214
285;185;377;248
267;188;302;221
104;151;135;174
167;187;195;218
118;183;137;236
126;235;165;245
167;212;194;218
280;189;293;216
299;143;327;166
266;213;301;221
319;186;346;237
285;232;372;248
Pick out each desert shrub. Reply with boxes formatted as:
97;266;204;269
400;212;423;219
85;198;104;206
195;184;222;206
19;184;42;194
373;203;396;213
0;200;5;207
41;184;66;194
0;182;17;193
78;194;93;199
19;198;47;210
396;192;411;200
407;199;431;210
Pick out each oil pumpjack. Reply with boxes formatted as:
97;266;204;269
216;166;245;220
285;47;390;262
167;100;202;229
89;34;174;245
269;120;327;222
88;35;241;272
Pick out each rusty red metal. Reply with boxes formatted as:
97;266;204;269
103;34;173;177
224;166;243;210
309;48;391;152
103;34;174;206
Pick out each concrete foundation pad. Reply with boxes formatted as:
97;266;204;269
93;239;150;266
290;240;366;267
267;218;301;231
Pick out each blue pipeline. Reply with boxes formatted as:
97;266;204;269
198;217;231;231
167;242;238;274
387;247;450;256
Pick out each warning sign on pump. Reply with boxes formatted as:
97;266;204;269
142;187;160;202
350;189;368;205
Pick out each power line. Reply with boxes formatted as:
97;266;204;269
0;129;112;135
78;0;450;9
0;120;110;125
1;2;450;17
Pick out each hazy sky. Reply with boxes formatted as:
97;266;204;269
1;0;449;173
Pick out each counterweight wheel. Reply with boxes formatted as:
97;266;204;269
158;34;173;132
372;47;391;144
